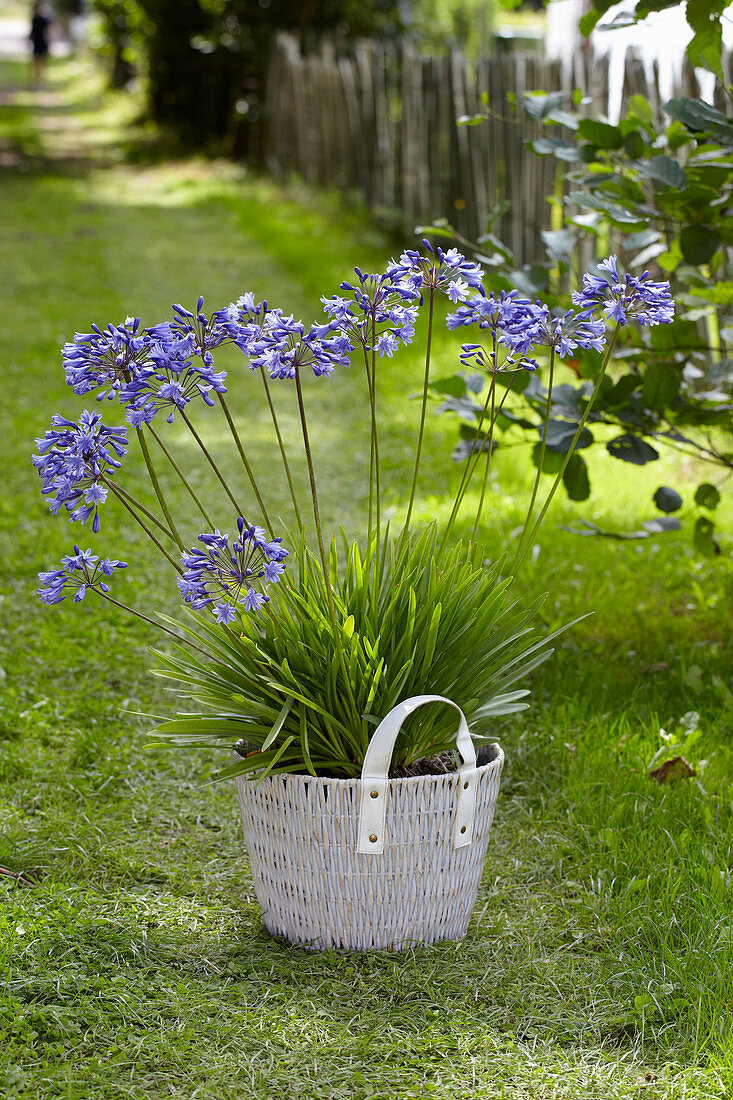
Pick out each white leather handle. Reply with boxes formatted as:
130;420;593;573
357;694;478;855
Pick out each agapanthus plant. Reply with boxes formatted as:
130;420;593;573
35;251;673;779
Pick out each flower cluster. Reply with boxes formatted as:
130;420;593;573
388;242;484;303
38;546;127;604
242;311;351;379
572;255;675;326
322;269;419;359
63;303;230;427
450;289;606;373
63;318;153;401
502;305;606;358
33;411;128;533
167;297;231;366
177;517;288;622
119;333;228;426
213;293;268;357
447;288;534;333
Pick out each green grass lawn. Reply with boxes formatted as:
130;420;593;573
2;54;733;1100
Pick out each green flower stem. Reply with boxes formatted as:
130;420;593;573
179;409;246;520
216;393;273;533
470;372;497;542
146;424;216;530
370;338;381;535
363;344;375;537
135;427;185;552
293;368;334;609
94;590;216;662
441;370;516;551
293;367;356;712
362;333;382;576
509;325;620;579
259;368;303;530
104;480;183;574
102;477;175;540
403;284;435;532
511;348;556;572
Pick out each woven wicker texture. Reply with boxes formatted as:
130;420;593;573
235;746;503;951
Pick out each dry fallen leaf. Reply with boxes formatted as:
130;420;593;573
649;756;696;785
635;1072;658;1088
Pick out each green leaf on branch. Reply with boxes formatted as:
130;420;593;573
457;113;490;127
686;23;723;80
628;94;653;126
642;362;681;408
438;394;483;419
607;434;660;465
624;228;661;250
664;98;733;143
657;240;683;272
543;419;593;453
694;482;721;510
531;442;564;474
510;264;551;295
429;374;474;399
689;281;733;305
637;156;686;189
653;486;683;513
606;374;641;407
523;91;567;121
666;120;691;150
680;224;721;264
529;137;582;161
694;515;718;556
624;130;646;158
541;228;577;260
563;454;591;501
577;118;625;149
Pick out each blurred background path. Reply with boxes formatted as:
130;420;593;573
0;13;95;168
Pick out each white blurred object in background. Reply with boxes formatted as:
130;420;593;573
546;0;733;121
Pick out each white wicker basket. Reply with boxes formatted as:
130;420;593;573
234;694;504;951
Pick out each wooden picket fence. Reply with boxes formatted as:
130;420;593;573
262;32;713;265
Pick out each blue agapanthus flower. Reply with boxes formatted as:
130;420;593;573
572;255;674;327
447;289;535;333
33;411;128;533
63;318;153;401
387;241;484;302
501;304;607;358
164;296;232;367
38;546;127;605
213;293;268;358
178;517;288;620
246;311;350;379
321;268;419;357
120;333;228;426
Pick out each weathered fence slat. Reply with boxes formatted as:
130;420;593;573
263;32;719;266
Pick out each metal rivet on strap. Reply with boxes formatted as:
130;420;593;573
460;825;466;834
463;780;469;789
370;790;379;799
369;834;378;843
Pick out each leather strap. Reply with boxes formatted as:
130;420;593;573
357;695;478;855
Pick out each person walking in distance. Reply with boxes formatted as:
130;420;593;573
29;2;52;88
